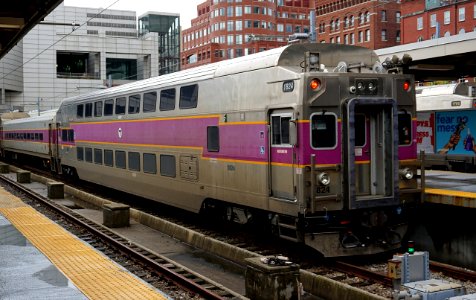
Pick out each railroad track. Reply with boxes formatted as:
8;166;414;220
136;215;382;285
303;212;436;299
0;173;242;300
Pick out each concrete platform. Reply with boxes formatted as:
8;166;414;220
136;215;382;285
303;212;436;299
424;170;476;208
0;186;171;300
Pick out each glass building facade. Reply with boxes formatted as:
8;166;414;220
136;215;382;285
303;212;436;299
139;13;180;75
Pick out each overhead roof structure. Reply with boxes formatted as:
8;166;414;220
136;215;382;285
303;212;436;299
0;0;63;59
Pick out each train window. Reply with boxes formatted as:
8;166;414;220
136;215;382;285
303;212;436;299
128;152;140;171
143;92;157;112
104;99;114;116
271;115;291;145
77;147;84;161
355;114;366;147
160;89;176;111
160;155;176;177
94;148;103;164
311;113;337;149
115;150;126;169
207;126;220;152
77;104;84;118
85;148;93;162
85;103;93;118
398;112;412;145
128;94;141;114
40;133;44;141
143;153;157;174
115;97;126;115
94;101;103;117
104;150;114;167
179;85;198;109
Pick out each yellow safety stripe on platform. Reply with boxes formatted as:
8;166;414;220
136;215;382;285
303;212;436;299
425;188;476;208
425;188;476;199
0;188;167;300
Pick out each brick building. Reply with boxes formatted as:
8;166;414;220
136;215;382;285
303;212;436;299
401;0;476;44
314;0;402;49
181;0;311;70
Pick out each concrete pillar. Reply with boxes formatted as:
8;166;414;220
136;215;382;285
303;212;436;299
245;256;300;300
103;203;130;228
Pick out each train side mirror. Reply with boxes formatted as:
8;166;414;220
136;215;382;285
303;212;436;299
289;120;298;147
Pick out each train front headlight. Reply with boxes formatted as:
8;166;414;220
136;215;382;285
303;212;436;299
318;172;331;186
399;168;414;180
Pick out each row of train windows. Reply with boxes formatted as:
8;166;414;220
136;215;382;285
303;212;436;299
5;132;44;141
76;84;199;118
77;147;176;177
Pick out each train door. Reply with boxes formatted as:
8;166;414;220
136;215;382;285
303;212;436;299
48;123;60;173
343;98;399;209
269;110;295;200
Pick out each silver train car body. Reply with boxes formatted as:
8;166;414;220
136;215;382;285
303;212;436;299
416;82;476;171
1;43;423;256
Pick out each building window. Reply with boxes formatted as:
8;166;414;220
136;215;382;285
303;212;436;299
442;11;450;25
459;7;465;21
417;36;424;42
359;13;364;24
396;30;401;42
381;10;387;21
236;6;242;16
330;20;335;31
365;29;370;42
335;18;340;30
56;51;100;79
336;36;341;43
236;20;242;31
365;11;370;23
344;34;348;44
350;33;355;44
430;14;437;27
350;15;354;27
474;4;476;18
227;21;234;31
417;17;423;30
381;29;387;41
396;11;401;23
358;31;363;43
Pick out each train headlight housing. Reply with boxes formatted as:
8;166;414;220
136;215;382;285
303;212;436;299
399;168;414;180
318;172;331;186
310;78;321;90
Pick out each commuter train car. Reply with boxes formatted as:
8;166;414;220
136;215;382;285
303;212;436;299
1;110;60;170
0;43;423;256
416;82;476;172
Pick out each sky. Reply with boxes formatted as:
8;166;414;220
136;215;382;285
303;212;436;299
64;0;203;29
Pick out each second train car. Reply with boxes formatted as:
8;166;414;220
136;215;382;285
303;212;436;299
0;43;423;256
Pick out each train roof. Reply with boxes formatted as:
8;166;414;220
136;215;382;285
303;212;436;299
60;43;379;106
416;82;476;98
2;109;57;125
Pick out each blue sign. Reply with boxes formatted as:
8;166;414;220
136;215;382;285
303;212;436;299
435;111;476;155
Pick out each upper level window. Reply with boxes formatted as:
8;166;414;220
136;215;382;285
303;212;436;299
85;103;93;117
160;89;176;111
128;94;140;114
104;99;114;116
77;104;84;118
179;84;198;109
396;11;401;23
381;10;387;22
143;92;157;112
115;97;126;115
94;101;102;117
311;113;337;149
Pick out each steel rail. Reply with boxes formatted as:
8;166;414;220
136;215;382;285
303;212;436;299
0;174;232;300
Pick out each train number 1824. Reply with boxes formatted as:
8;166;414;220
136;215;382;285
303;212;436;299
316;186;330;193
